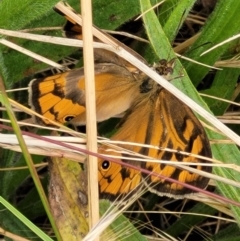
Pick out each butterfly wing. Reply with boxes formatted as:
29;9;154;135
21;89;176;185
54;3;147;68
29;70;85;125
98;86;212;199
29;63;143;125
141;89;212;197
98;151;142;200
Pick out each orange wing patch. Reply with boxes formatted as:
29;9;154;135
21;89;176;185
98;150;142;199
29;63;146;126
98;86;211;199
29;69;86;125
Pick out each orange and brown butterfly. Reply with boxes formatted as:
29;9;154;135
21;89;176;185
28;3;212;200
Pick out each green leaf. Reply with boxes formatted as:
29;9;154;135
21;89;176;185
211;224;240;241
92;0;141;29
201;68;240;115
166;203;216;237
184;0;240;86
0;0;59;30
162;0;195;43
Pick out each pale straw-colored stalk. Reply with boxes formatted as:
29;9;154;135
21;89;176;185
80;0;99;236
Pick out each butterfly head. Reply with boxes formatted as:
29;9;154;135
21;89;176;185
153;58;176;77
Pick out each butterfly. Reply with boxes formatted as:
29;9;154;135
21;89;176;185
28;2;212;200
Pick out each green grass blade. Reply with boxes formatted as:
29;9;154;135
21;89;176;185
184;0;240;86
0;196;54;241
0;74;61;240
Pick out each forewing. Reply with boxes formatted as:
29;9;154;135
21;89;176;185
29;63;142;125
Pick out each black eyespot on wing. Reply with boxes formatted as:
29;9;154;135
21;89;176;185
64;115;75;122
101;160;110;170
